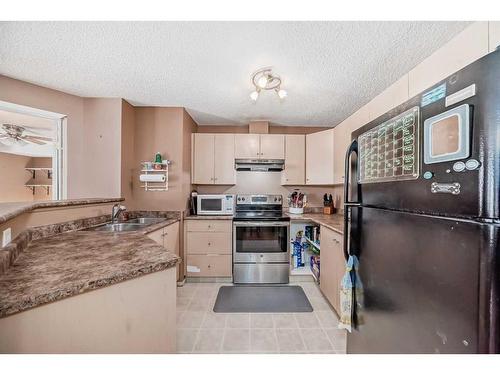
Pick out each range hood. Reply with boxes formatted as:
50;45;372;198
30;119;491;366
235;158;285;172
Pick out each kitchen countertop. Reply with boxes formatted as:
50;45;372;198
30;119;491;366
184;213;344;234
286;213;344;235
0;218;180;318
0;198;124;226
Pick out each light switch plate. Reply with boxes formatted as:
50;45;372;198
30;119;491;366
2;228;12;247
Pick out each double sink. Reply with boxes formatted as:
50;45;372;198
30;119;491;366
85;217;167;232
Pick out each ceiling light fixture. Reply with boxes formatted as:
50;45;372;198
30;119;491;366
250;67;287;102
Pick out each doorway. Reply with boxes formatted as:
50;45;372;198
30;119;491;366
0;101;66;202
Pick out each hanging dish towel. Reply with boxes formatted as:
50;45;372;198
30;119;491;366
338;255;364;332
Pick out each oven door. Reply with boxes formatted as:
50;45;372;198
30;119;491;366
233;221;290;263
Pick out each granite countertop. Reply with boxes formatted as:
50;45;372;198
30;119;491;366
0;217;180;318
0;198;124;225
286;213;344;234
184;215;233;220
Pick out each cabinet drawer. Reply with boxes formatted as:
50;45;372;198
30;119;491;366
186;255;232;277
186;220;232;233
186;232;232;254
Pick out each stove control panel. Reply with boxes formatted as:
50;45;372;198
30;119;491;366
236;194;282;205
358;106;420;184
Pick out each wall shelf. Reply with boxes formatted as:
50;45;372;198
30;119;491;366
140;161;170;191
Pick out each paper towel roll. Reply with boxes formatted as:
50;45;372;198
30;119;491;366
140;174;166;182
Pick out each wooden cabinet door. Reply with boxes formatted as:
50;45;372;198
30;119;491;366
320;226;336;309
163;222;180;255
332;124;348;185
192;134;215;184
235;134;260;159
319;226;344;315
260;134;284;159
306;129;334;185
147;228;164;247
214;134;236;184
281;135;305;185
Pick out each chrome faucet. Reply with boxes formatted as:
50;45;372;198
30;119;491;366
111;204;126;223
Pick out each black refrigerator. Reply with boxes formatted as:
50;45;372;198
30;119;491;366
343;49;499;354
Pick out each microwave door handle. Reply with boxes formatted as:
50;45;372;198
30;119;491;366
343;139;361;261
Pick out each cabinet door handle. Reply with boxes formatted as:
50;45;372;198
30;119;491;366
207;264;211;269
208;242;211;246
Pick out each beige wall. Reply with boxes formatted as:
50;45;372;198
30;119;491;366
0;152;34;202
121;100;136;203
82;98;122;198
0;75;86;198
197;172;342;208
129;107;197;211
0;267;176;353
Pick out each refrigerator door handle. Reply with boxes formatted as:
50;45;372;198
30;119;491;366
343;139;360;260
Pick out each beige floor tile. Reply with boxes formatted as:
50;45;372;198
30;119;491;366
325;328;347;351
177;285;197;298
309;296;332;311
250;313;274;328
177;297;191;311
316;310;339;328
276;329;306;353
273;313;298;329
222;329;250;352
177;311;206;329
187;298;212;312
176;329;198;353
202;312;227;329
300;329;333;352
250;329;278;353
294;312;321;328
193;329;224;353
226;313;250;328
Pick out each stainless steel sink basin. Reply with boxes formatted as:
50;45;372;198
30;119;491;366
125;217;165;225
87;223;144;232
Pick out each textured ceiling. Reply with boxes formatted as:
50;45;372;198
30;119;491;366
0;22;469;126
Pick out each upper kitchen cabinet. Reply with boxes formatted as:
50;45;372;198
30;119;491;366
260;134;285;159
281;135;305;185
192;133;235;185
235;134;260;158
306;128;334;185
235;134;284;159
332;124;349;185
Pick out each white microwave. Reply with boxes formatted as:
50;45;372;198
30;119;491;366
197;194;235;216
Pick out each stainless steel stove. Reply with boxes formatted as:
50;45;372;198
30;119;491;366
233;194;290;284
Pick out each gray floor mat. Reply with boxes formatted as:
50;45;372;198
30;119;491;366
213;285;313;313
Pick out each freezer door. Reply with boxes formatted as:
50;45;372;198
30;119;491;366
347;207;490;354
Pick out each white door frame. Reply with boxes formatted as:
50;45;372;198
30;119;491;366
0;100;67;200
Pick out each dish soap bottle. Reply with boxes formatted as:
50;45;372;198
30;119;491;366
155;152;162;164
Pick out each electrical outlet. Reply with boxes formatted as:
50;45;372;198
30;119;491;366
2;228;12;247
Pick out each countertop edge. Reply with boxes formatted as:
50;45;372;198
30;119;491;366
0;254;180;319
286;214;344;235
0;198;125;226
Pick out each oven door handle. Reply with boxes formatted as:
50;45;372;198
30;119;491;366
233;221;290;227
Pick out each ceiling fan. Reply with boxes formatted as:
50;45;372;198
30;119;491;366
0;124;53;146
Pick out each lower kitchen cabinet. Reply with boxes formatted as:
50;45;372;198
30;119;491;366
147;221;180;254
185;219;232;277
319;225;345;315
147;221;181;280
186;254;232;277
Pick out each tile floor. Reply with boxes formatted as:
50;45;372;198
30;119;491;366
176;281;347;354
